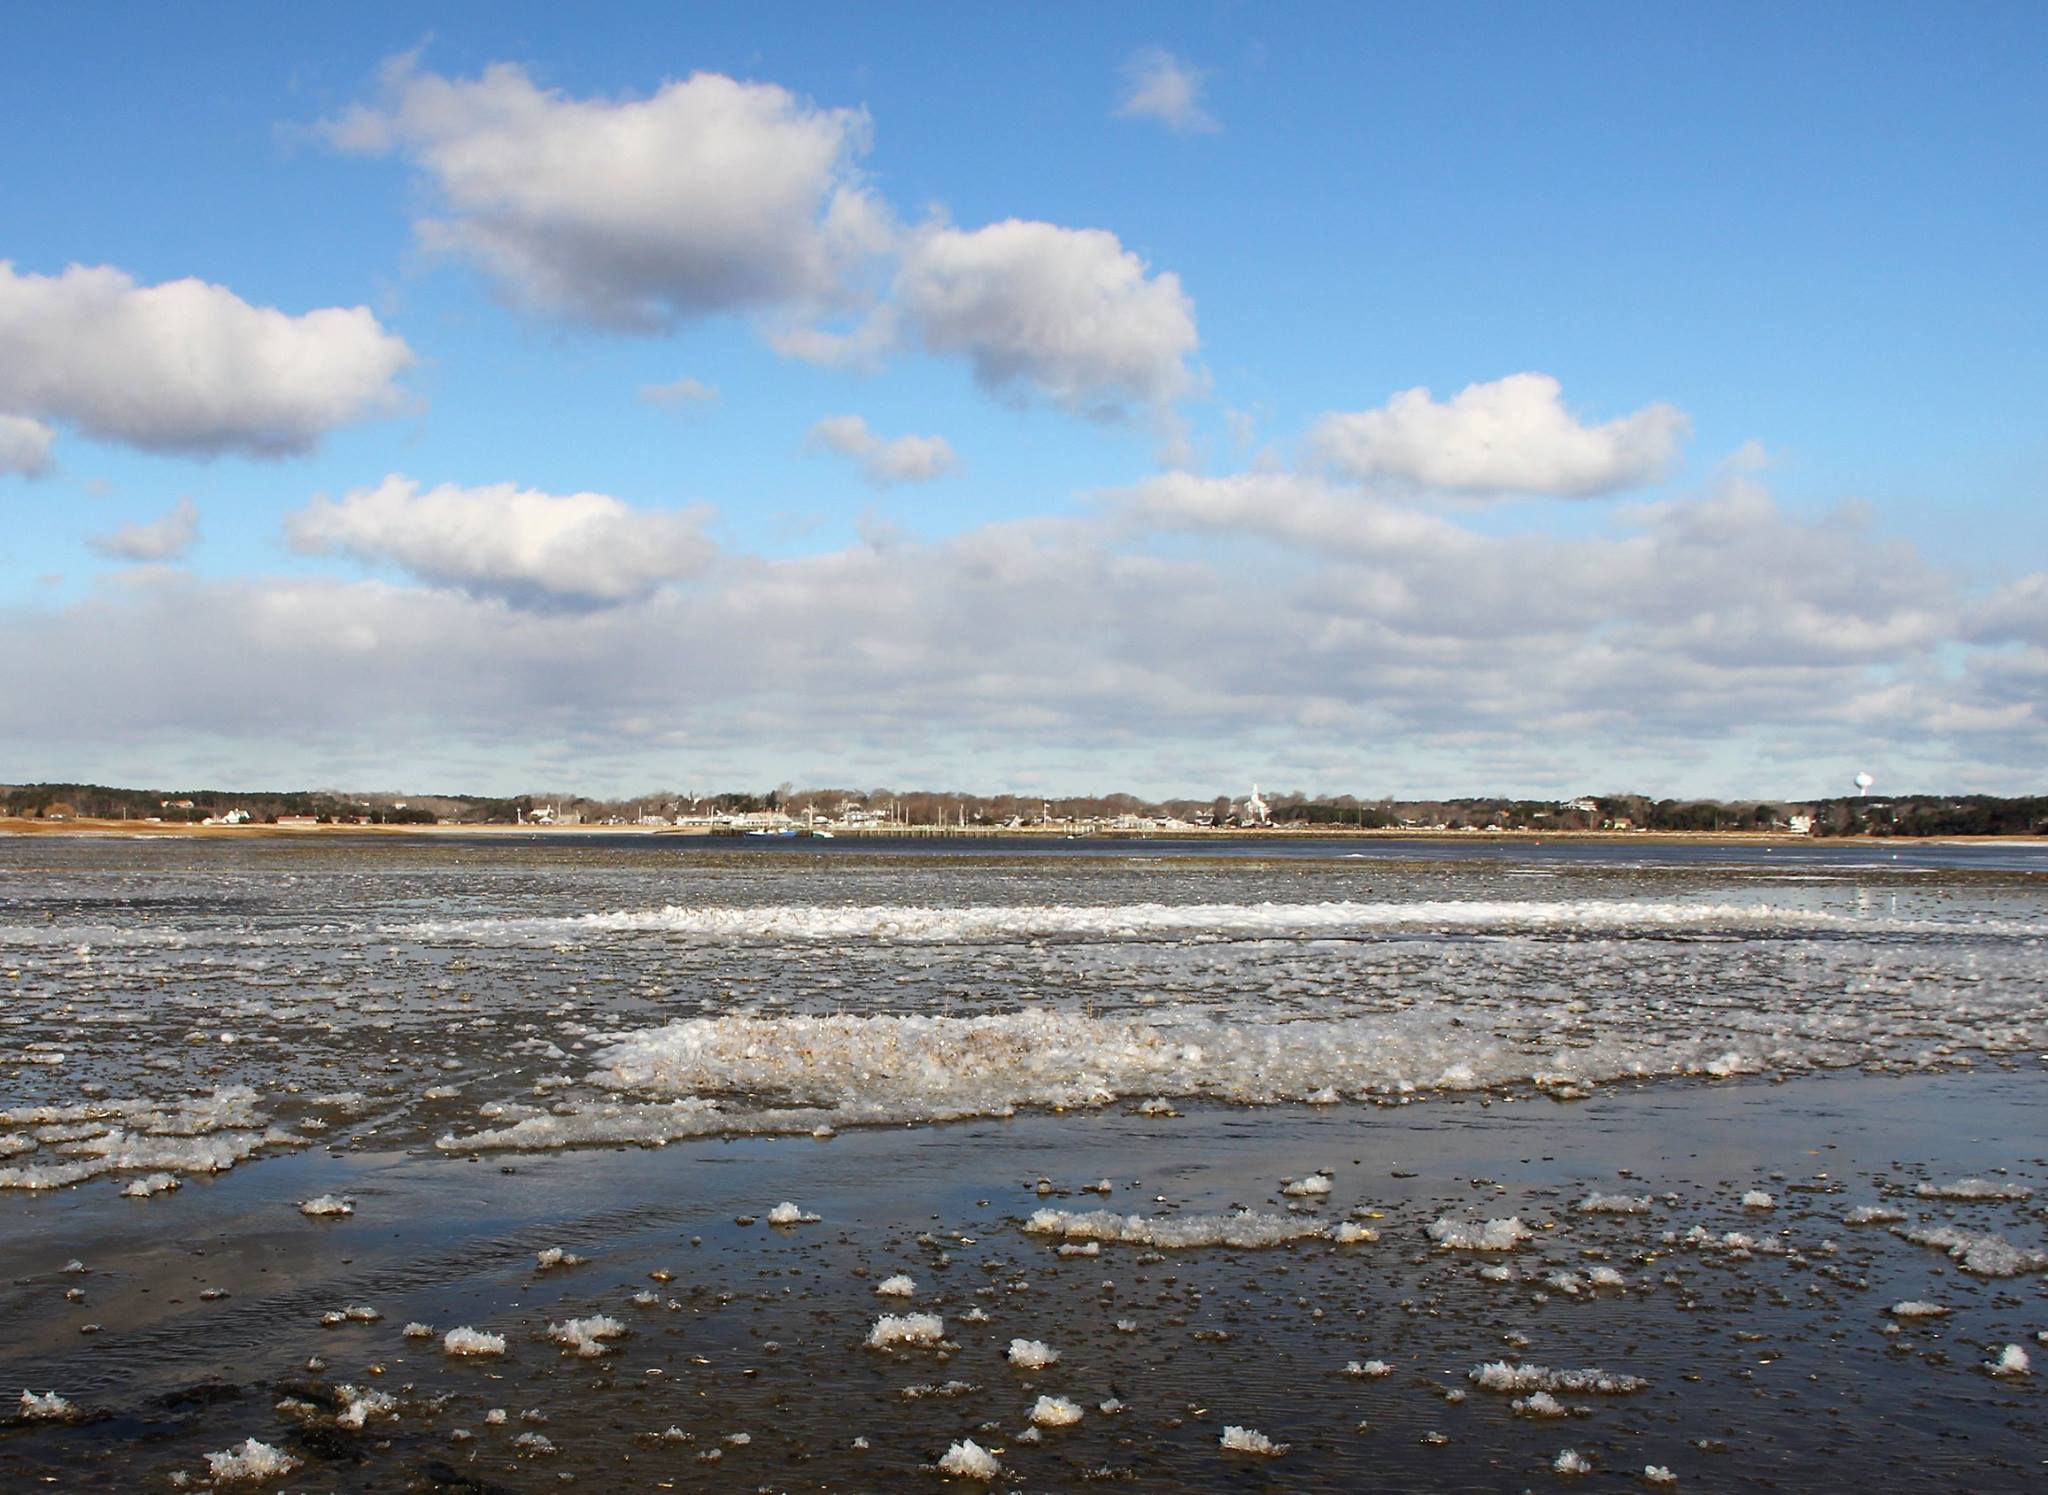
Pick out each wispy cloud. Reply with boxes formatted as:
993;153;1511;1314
1114;48;1218;135
807;415;957;484
87;496;199;561
638;376;719;407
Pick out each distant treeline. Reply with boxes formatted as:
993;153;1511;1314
2;782;2042;836
0;782;529;826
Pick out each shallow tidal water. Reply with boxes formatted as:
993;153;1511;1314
1;834;2044;1490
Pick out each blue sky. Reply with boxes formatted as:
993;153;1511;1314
2;4;2044;798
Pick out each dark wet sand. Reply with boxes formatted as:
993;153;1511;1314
3;1068;2044;1491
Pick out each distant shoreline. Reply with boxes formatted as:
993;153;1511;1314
5;815;2044;846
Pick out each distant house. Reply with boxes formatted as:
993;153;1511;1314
1786;814;1814;835
276;815;319;828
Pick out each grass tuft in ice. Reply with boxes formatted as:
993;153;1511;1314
1007;1338;1059;1370
866;1313;945;1350
204;1438;299;1482
402;1321;434;1339
1219;1425;1288;1456
298;1194;352;1218
937;1438;1001;1479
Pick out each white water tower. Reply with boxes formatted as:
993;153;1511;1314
1853;771;1874;797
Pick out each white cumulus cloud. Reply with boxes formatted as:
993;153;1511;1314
0;414;54;476
327;58;891;330
807;414;957;484
0;263;411;457
895;220;1199;414
285;474;714;607
87;496;200;562
1309;373;1689;498
1114;48;1218;134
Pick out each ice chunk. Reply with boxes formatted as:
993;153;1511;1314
535;1246;586;1269
1740;1190;1776;1210
1986;1344;2031;1377
767;1201;819;1225
866;1313;945;1350
443;1327;507;1356
1645;1468;1678;1486
901;1380;976;1401
1281;1173;1332;1197
937;1438;1000;1479
1428;1216;1533;1251
548;1315;626;1357
204;1439;299;1482
1887;1301;1948;1318
298;1194;353;1218
1512;1391;1568;1418
875;1274;917;1298
18;1390;75;1420
1843;1205;1905;1225
1025;1207;1337;1249
1893;1225;2048;1276
335;1387;396;1430
121;1173;181;1198
1917;1177;2033;1200
1555;1448;1593;1476
1219;1425;1288;1455
1007;1338;1060;1370
1470;1362;1647;1395
402;1321;435;1339
1030;1394;1083;1426
1576;1192;1653;1215
1344;1359;1392;1378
